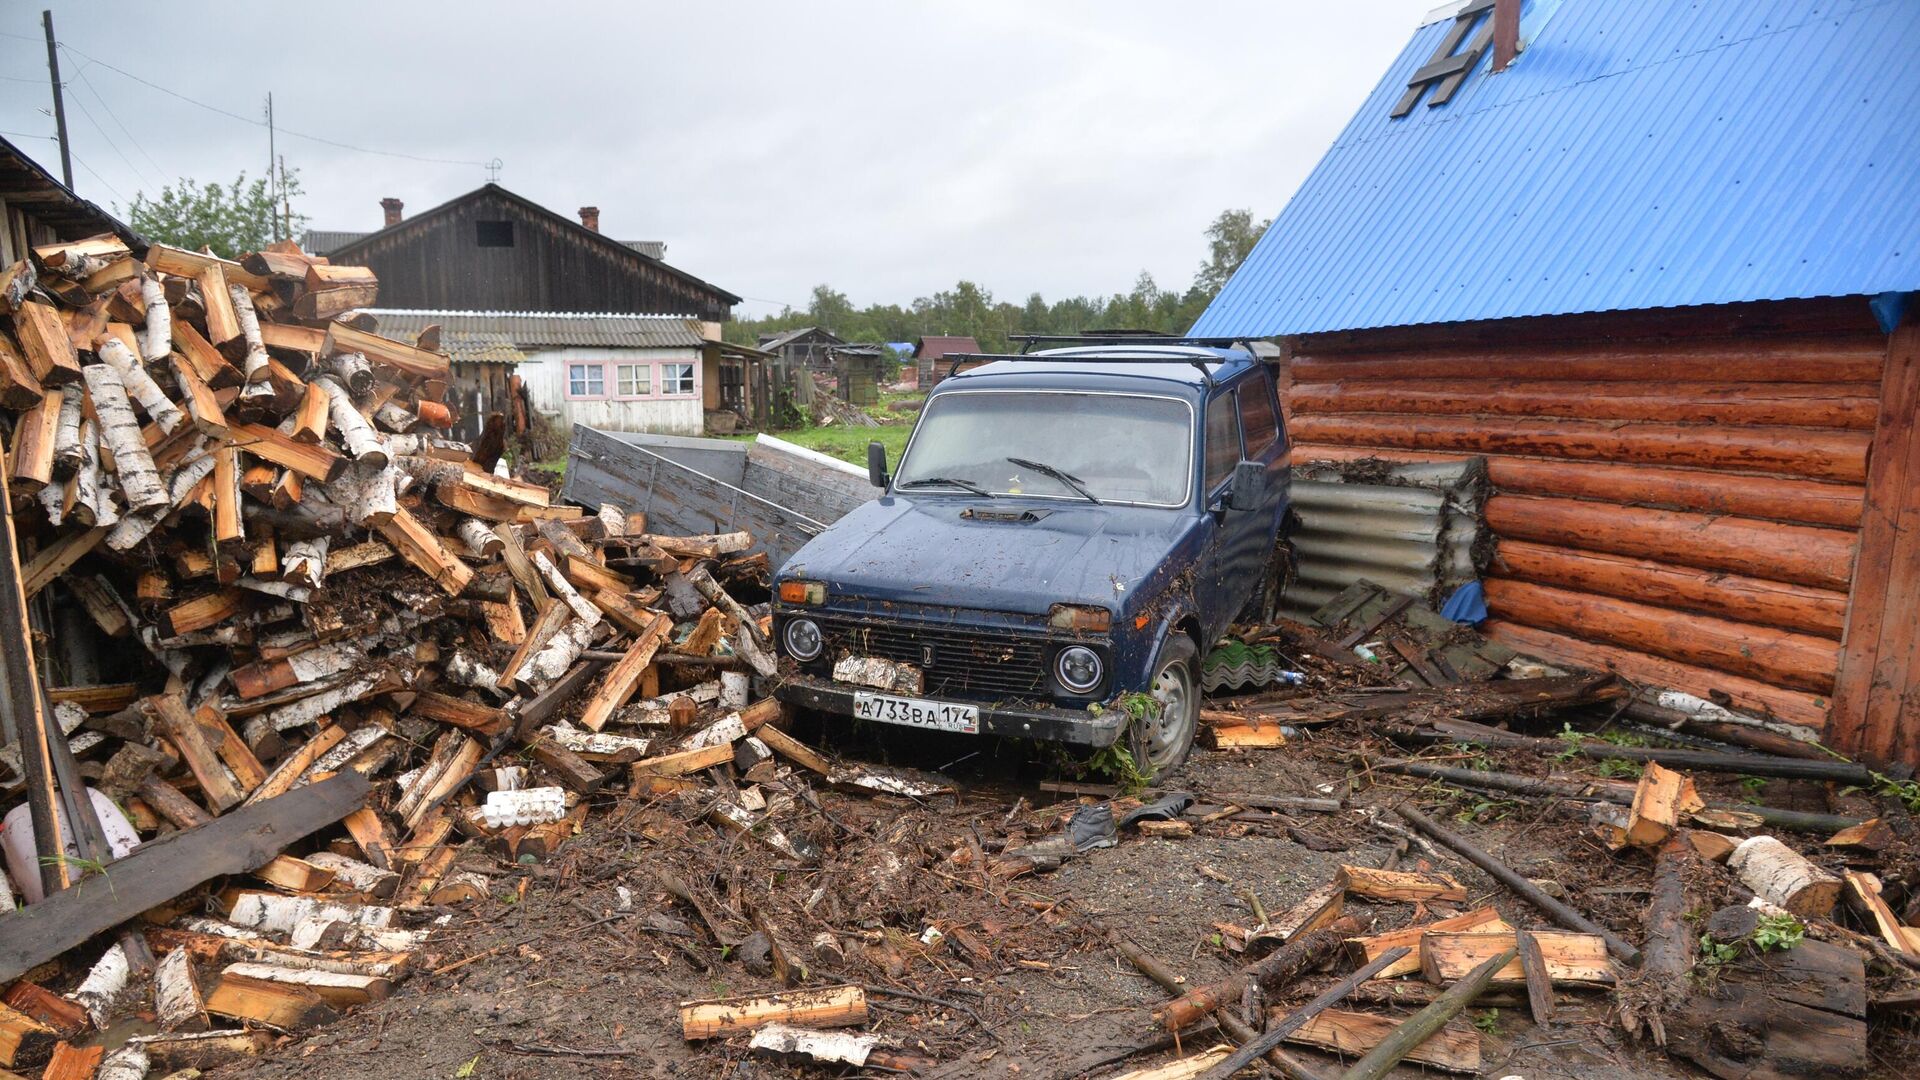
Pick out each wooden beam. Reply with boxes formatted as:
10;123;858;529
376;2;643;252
0;772;368;984
229;423;345;482
579;613;670;731
323;321;448;378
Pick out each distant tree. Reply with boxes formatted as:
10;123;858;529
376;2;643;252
1193;208;1270;298
127;170;307;258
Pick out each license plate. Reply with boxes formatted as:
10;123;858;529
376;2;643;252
853;691;980;734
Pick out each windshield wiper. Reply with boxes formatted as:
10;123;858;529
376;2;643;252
1006;457;1101;504
899;477;990;497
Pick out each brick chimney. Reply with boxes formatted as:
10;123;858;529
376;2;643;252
578;206;600;233
380;197;404;227
1492;0;1521;72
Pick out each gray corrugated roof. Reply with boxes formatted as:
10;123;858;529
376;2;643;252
623;240;665;259
439;330;527;365
361;309;708;351
302;229;369;255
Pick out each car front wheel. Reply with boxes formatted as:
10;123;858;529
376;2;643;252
1133;635;1199;778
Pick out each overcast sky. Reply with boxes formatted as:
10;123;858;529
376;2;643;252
3;1;1432;318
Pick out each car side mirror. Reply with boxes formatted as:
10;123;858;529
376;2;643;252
867;441;890;488
1224;459;1265;511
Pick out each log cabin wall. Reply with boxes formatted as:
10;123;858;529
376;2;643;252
1280;298;1895;741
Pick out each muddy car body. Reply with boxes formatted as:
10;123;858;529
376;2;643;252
772;342;1289;773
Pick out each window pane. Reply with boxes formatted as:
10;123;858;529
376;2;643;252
617;364;649;396
1204;394;1241;492
662;363;694;394
894;392;1194;506
1237;377;1280;457
569;364;603;396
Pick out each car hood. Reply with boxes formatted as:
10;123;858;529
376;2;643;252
780;495;1202;616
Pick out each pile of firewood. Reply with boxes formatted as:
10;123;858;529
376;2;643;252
0;234;798;1075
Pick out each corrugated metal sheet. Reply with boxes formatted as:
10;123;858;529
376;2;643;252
1192;0;1920;338
300;229;368;256
362;309;709;350
439;331;525;365
1282;458;1488;615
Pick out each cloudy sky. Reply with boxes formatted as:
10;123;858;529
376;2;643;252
2;1;1433;317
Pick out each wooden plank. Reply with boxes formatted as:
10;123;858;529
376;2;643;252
1419;931;1613;986
0;772;368;984
230;423;345;482
579;613;670;731
1336;865;1467;903
148;693;246;813
1280;1008;1480;1074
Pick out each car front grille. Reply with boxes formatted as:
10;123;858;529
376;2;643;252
813;616;1049;702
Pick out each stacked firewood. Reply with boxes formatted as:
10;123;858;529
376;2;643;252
0;234;794;1074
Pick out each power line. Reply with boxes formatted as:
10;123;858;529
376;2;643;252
0;129;57;141
56;41;489;168
64;80;159;189
73;63;165;179
68;149;127;204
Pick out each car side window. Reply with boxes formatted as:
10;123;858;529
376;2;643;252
1204;393;1242;493
1237;374;1280;458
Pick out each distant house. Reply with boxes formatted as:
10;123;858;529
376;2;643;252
308;187;751;436
307;187;734;320
757;327;845;371
913;335;982;386
362;310;766;439
1193;0;1920;763
1;135;142;262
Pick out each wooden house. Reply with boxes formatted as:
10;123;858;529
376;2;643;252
913;335;983;387
1193;0;1920;763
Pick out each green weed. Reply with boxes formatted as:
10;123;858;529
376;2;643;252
1473;1009;1500;1036
1753;914;1805;952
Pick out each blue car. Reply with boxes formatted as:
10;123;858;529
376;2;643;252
771;340;1290;777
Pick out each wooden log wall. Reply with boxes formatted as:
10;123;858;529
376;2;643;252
1283;313;1892;738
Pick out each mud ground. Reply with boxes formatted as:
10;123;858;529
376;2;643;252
207;710;1919;1080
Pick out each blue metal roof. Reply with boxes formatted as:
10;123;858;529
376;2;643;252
1191;0;1920;338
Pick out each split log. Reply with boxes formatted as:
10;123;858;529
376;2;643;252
12;300;81;385
1625;762;1705;847
1330;948;1517;1080
49;389;83;480
8;390;60;493
97;335;184;434
1729;835;1842;916
84;362;170;513
313;374;386;466
1336;865;1465;903
228;284;271;384
1280;1009;1479;1074
293;380;329;443
323;322;447;379
579;613;670;731
1345;906;1508;980
680;985;867;1040
139;274;171;361
1394;804;1639;963
204;972;338;1030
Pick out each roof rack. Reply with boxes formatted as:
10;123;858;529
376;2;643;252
1007;331;1255;354
939;332;1269;385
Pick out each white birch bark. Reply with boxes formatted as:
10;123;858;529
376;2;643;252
313;374;387;466
519;617;595;691
140;274;172;362
98;336;184;435
282;535;330;589
374;400;417;433
50;388;85;480
68;943;131;1026
456;518;502;558
229;283;271;384
83;363;169;513
330;352;373;398
154;946;206;1032
532;550;600;626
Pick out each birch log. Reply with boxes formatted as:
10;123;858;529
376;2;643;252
282;536;330;590
330;352;373;398
108;449;215;551
71;420;116;528
1728;835;1842;916
521;618;595;692
328;460;398;527
457;519;503;558
51;388;85;480
533;550;601;626
84;362;170;514
155;946;207;1031
98;336;185;435
314;375;387;467
229;284;271;384
70;943;132;1027
374;401;416;433
37;468;66;525
140;275;172;362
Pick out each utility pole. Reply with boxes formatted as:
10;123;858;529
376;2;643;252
265;93;278;239
40;10;73;188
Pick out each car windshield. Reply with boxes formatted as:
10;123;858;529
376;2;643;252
893;391;1193;507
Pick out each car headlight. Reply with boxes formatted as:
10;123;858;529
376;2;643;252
782;617;824;662
778;580;826;605
1055;645;1103;693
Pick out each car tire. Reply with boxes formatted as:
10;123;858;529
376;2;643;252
1133;634;1199;779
